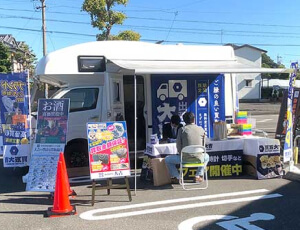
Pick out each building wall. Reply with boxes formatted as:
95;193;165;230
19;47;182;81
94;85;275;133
234;47;262;100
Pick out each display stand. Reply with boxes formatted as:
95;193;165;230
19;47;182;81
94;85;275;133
91;177;132;206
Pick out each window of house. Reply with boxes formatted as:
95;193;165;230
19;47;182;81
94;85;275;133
61;88;99;112
245;80;253;87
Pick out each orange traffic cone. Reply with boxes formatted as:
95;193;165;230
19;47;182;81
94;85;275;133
58;152;77;197
45;161;76;218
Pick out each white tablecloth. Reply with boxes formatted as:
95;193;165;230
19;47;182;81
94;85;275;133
144;136;280;157
243;138;280;156
144;138;245;157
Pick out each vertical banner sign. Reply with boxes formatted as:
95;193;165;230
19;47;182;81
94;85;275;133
26;98;69;192
87;121;131;180
196;80;209;134
283;62;298;162
151;74;225;138
0;72;30;167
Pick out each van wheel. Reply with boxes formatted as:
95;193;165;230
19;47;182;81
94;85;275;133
64;141;89;168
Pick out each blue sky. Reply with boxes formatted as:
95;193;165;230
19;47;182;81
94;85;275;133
1;0;300;67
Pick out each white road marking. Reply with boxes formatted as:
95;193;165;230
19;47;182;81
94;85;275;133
178;215;237;230
256;119;273;123
217;213;274;230
80;192;282;221
81;189;268;214
254;127;276;130
250;115;278;117
178;213;275;230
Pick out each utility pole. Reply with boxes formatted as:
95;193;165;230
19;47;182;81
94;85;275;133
37;0;48;98
277;54;282;65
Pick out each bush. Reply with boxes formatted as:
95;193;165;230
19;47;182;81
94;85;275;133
261;87;273;99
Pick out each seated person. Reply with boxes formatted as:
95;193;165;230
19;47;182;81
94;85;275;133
162;114;183;142
165;112;209;183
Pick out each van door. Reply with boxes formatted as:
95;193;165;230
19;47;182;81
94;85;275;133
123;75;146;152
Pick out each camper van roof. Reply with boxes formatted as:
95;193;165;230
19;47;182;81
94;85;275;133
35;41;290;86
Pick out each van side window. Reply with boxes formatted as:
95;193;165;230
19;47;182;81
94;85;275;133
62;88;99;112
113;81;120;103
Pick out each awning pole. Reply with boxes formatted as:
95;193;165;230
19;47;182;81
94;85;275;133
134;74;137;195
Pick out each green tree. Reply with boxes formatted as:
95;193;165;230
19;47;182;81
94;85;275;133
14;43;37;76
261;53;289;80
0;42;12;73
113;30;141;41
82;0;141;41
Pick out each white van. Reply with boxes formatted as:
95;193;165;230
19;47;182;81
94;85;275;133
34;41;285;170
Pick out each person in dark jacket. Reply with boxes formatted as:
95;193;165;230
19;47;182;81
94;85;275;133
162;114;183;141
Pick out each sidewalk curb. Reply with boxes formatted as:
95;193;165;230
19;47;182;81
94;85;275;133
283;172;300;183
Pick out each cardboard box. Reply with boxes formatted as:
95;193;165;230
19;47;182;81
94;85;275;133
151;158;172;186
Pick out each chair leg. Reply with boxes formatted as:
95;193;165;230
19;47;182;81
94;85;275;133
180;167;208;190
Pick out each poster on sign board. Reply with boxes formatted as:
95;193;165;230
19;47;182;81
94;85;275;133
87;121;131;180
26;154;59;192
256;153;283;179
35;98;69;144
151;74;225;139
26;98;69;192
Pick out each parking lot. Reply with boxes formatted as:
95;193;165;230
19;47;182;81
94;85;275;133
2;102;300;230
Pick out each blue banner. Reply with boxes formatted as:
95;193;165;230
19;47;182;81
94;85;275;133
283;62;298;162
0;72;29;145
151;74;225;138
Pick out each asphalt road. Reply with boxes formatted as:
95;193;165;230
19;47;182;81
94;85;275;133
2;102;299;230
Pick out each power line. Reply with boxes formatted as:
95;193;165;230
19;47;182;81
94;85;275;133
3;24;300;48
127;16;300;28
165;11;178;41
169;0;208;10
2;6;300;29
0;7;87;16
4;13;300;39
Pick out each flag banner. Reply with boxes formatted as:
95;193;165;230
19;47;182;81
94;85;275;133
0;72;30;146
283;62;298;162
0;72;30;167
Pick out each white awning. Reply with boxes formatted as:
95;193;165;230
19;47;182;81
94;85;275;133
109;59;292;74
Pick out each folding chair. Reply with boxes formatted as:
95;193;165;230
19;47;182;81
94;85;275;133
179;145;208;190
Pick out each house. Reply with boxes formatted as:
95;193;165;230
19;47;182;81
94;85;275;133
0;34;31;72
226;44;267;101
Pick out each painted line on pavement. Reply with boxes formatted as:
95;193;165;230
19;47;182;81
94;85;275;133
250;114;278;117
81;189;268;214
257;119;273;123
80;193;282;220
255;127;276;130
80;189;270;220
